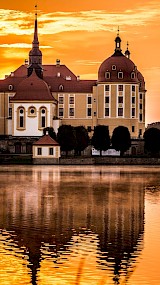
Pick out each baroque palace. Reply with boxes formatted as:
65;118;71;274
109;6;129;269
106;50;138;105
0;13;146;154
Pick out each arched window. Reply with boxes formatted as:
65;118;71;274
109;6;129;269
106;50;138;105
17;107;25;129
59;85;64;91
39;107;47;129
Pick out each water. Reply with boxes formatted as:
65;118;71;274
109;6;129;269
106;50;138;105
0;165;160;285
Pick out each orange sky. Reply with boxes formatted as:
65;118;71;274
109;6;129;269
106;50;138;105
0;0;160;125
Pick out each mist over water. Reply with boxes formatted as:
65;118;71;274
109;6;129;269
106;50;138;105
0;165;160;285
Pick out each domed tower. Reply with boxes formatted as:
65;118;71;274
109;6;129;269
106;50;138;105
96;31;146;139
28;9;43;79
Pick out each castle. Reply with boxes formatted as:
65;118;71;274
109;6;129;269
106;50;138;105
0;12;146;155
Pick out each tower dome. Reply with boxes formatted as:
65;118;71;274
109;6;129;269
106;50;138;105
98;33;139;83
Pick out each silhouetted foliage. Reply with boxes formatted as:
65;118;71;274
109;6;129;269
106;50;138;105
43;127;57;140
91;125;110;156
57;124;76;156
143;127;160;156
111;126;131;156
74;126;89;156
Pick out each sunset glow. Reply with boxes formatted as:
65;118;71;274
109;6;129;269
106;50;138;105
0;0;160;124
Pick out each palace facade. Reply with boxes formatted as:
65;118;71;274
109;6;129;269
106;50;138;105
0;13;146;153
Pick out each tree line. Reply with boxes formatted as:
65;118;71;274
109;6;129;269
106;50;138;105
44;125;160;157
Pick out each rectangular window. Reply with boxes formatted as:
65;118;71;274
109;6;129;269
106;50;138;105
118;72;123;79
139;103;142;110
140;93;143;100
37;148;42;155
49;148;54;155
132;126;135;133
87;96;92;104
69;108;74;117
139;113;143;121
132;85;135;92
105;72;110;79
94;111;96;117
87;108;92;117
105;85;109;91
105;108;109;117
132;108;135;117
118;108;123;117
118;85;123;91
105;96;109;104
69;96;74;104
132;96;135;104
118;96;123;104
9;107;12;117
59;96;64;104
20;117;24;128
59;108;64;117
41;117;45;128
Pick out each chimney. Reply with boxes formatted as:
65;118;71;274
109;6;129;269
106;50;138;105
77;75;80;81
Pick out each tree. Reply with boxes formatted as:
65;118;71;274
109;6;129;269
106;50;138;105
111;126;131;156
74;126;89;156
143;127;160;156
91;125;110;156
43;127;57;140
57;124;76;156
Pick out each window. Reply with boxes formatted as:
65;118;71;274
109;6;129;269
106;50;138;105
87;108;92;117
105;97;109;104
112;65;116;70
59;85;64;91
69;96;74;104
39;107;46;129
105;72;110;79
140;93;143;100
87;96;92;104
132;97;135;104
8;84;13;91
49;148;54;155
59;96;64;104
118;72;123;79
28;106;36;117
94;111;96;117
9;107;12;117
105;108;109;117
132;126;135;133
132;108;135;117
37;148;42;155
19;108;25;128
118;108;123;117
105;85;109;91
59;108;64;117
139;129;142;136
118;96;123;104
139;114;143;121
131;72;135;79
132;85;135;92
118;85;123;91
139;103;142;110
69;108;74;117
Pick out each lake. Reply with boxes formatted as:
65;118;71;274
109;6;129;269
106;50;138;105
0;165;160;285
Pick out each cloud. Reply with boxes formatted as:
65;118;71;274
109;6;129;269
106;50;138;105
0;43;52;48
0;2;159;37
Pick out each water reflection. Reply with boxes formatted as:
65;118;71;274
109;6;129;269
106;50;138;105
0;165;151;284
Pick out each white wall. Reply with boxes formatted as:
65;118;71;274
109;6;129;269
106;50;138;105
13;103;53;136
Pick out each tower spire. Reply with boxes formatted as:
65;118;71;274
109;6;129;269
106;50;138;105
114;27;122;55
125;41;131;59
29;5;42;66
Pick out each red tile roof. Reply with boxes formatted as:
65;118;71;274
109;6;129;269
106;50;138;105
0;64;96;94
33;134;59;146
10;70;56;102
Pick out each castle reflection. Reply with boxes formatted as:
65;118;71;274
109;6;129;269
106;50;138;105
0;166;145;285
